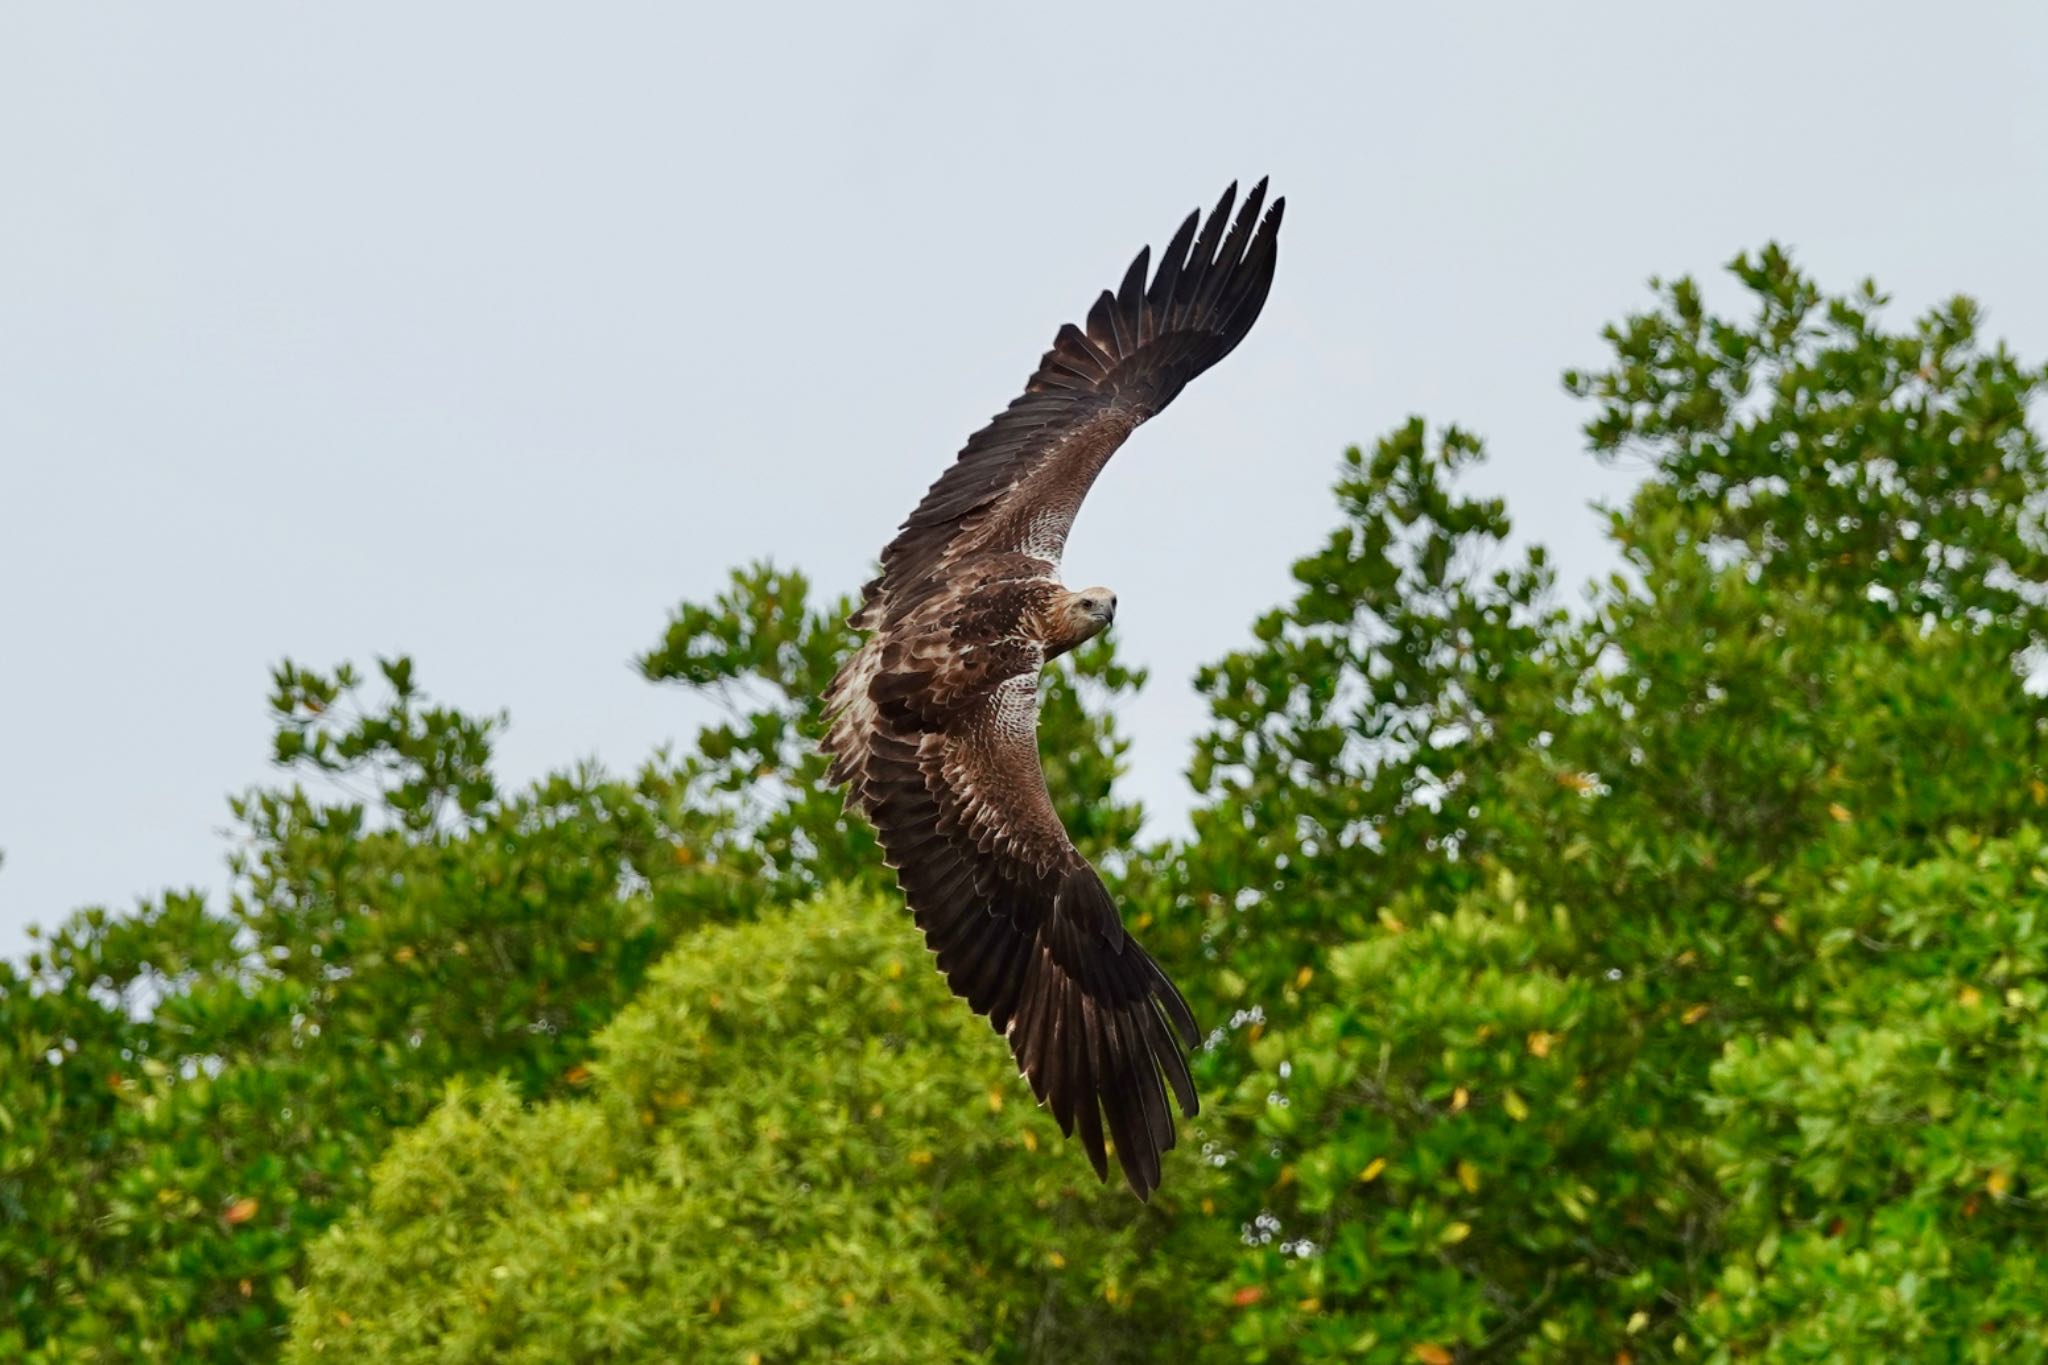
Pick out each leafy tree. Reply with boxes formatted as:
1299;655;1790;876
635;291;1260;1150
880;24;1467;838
1574;245;2048;636
1179;247;2048;1360
1;659;737;1361
0;562;1149;1363
1697;829;2048;1359
13;242;2048;1365
1170;416;1560;982
286;890;1229;1365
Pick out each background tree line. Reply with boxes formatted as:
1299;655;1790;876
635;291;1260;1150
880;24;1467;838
6;247;2047;1362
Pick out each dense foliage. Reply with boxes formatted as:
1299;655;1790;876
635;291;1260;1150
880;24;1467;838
0;592;1140;1362
286;889;1217;1364
6;247;2047;1361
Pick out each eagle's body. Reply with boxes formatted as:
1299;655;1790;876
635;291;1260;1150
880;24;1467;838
822;181;1284;1198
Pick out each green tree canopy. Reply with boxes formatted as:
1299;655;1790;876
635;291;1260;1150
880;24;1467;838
8;244;2048;1364
1171;247;2048;1360
287;889;1221;1365
0;593;1143;1362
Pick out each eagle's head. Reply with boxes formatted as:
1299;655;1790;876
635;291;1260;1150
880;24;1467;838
1073;587;1118;628
1046;586;1117;658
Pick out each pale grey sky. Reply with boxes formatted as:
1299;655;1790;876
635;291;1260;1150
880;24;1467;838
5;4;2047;956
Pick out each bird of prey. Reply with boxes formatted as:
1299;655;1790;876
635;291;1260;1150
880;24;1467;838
821;180;1284;1199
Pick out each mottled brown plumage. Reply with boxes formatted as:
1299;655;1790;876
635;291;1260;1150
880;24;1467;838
821;180;1284;1199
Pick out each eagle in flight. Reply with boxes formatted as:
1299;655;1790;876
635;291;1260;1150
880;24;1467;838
822;180;1284;1199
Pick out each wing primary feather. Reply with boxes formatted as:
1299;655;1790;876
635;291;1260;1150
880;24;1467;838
1102;1010;1160;1198
1146;207;1201;329
1193;177;1267;321
1085;288;1120;353
1050;323;1110;380
1148;1001;1201;1116
983;933;1029;1031
1227;178;1270;265
953;921;1017;1015
1132;1005;1178;1154
1212;200;1286;341
1116;246;1150;350
1144;950;1202;1047
1004;943;1044;1038
1073;999;1111;1181
1043;973;1075;1136
1059;320;1116;373
1016;955;1056;1100
1174;182;1237;327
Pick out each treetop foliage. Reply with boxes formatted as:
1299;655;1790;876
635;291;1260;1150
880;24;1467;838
6;245;2048;1362
287;889;1210;1365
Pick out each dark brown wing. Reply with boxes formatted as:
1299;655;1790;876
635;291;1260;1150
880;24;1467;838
858;669;1201;1200
856;178;1285;631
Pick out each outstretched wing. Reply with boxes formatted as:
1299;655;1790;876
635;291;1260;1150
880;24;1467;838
857;178;1285;631
857;664;1202;1200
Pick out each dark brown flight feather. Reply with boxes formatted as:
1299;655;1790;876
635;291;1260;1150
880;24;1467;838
821;180;1283;1199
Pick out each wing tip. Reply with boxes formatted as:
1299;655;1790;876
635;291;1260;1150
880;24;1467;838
1005;908;1201;1200
1062;175;1285;404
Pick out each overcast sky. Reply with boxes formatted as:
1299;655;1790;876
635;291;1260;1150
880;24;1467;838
4;4;2046;958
